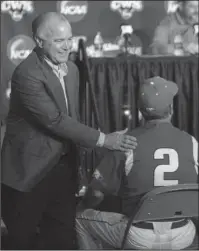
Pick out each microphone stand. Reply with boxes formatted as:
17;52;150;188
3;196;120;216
122;33;138;57
123;33;131;56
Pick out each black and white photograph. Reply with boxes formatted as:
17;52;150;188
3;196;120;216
0;1;198;250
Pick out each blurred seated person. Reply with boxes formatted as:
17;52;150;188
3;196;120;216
76;76;198;250
150;1;198;55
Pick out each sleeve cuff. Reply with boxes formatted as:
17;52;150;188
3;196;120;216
96;132;106;147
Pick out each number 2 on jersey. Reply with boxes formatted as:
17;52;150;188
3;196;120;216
154;148;179;186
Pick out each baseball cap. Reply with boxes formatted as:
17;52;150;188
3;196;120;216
138;76;178;118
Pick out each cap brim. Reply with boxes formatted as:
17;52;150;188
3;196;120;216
167;80;179;96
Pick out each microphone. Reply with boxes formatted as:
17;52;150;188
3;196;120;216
120;25;133;55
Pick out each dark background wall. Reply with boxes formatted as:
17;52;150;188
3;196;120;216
0;1;178;119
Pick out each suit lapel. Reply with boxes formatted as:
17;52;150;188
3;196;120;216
35;50;68;114
64;70;72;116
44;64;68;114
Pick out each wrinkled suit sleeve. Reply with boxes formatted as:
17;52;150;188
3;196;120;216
11;68;100;148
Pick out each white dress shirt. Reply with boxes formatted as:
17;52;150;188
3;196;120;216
44;58;69;112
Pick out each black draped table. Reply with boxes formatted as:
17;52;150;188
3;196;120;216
78;55;198;182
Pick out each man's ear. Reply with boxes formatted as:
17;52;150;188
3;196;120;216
34;36;43;48
169;104;173;116
138;110;143;122
138;109;145;125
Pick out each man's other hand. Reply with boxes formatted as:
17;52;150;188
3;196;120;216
104;131;137;151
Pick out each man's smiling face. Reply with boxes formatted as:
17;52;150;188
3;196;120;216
42;21;73;65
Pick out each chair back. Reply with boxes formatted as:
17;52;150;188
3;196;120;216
121;184;199;249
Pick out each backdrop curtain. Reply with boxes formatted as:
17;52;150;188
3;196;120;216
76;50;198;183
83;56;198;136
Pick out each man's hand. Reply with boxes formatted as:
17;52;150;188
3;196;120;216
104;131;137;152
184;43;199;54
76;189;104;213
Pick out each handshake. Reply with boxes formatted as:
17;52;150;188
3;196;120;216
98;128;137;152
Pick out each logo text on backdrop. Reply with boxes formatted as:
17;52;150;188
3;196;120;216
7;35;35;66
165;1;179;13
1;1;34;21
57;1;88;23
110;1;143;20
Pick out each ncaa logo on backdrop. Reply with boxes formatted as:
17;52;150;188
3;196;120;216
57;1;88;22
7;35;35;66
110;1;143;20
165;1;179;13
1;1;34;21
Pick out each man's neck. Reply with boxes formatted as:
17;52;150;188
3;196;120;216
145;116;171;125
43;56;59;66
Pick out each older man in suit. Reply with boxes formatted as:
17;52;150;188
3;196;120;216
1;12;137;250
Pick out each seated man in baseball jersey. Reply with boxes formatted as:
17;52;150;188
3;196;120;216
76;76;198;250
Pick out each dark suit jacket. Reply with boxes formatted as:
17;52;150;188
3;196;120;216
1;47;100;192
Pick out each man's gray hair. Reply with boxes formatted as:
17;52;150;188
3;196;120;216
32;12;70;39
